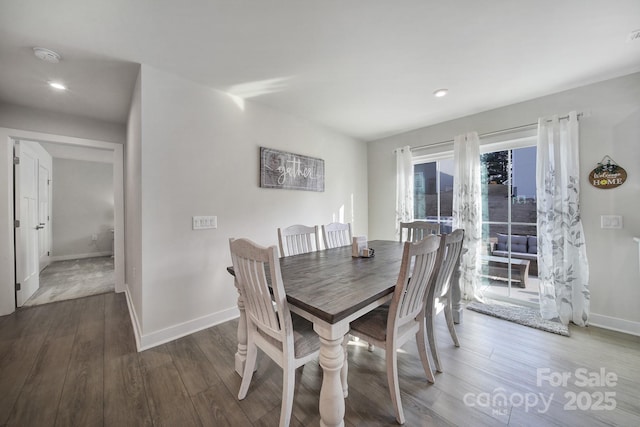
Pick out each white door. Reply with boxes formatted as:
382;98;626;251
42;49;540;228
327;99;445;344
15;141;40;307
38;162;51;270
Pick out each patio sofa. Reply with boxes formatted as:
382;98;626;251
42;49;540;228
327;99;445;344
491;233;538;276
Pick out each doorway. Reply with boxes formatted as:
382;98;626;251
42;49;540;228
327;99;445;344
16;140;117;307
1;129;125;315
479;145;539;307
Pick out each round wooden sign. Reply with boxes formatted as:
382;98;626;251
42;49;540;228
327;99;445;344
589;166;627;189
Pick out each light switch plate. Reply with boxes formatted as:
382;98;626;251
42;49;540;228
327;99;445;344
193;215;217;230
601;215;623;229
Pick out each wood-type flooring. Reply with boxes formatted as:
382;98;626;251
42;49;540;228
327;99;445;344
1;292;639;426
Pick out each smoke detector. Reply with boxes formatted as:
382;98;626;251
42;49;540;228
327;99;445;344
33;47;61;63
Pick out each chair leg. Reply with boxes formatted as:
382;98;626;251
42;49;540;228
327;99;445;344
426;309;443;373
238;336;257;399
417;319;435;384
444;300;460;347
386;344;405;424
280;364;295;427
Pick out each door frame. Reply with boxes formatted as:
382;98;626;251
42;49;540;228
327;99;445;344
0;127;125;315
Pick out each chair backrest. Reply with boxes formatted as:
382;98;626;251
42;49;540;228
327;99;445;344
322;222;352;249
431;229;465;302
229;238;293;348
399;221;441;242
277;224;320;257
388;234;443;331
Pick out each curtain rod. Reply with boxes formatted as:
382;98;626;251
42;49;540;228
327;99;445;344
396;112;582;153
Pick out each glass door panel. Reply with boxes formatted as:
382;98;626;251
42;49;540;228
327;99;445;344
479;146;538;306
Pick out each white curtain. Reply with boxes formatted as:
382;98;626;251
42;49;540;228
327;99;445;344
536;112;590;326
452;132;482;300
395;146;413;238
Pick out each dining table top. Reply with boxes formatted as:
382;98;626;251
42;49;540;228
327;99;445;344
229;239;405;325
280;240;406;324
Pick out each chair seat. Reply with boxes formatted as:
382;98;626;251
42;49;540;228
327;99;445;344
258;312;320;358
350;304;417;344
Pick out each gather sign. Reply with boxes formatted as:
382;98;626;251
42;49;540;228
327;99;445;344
589;161;627;189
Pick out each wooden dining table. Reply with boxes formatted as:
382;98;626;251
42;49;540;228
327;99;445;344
229;240;408;427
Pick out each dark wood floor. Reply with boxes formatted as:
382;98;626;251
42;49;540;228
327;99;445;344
1;292;639;426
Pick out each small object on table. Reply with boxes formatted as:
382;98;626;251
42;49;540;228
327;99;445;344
352;236;368;257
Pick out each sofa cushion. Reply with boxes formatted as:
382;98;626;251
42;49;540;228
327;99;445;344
496;233;527;253
527;236;538;254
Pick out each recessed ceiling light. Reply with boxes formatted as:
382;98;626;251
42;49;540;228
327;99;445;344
33;47;61;63
433;88;448;98
48;81;67;90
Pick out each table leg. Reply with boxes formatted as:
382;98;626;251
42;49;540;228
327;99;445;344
315;323;348;427
233;278;248;376
518;261;530;288
341;335;349;398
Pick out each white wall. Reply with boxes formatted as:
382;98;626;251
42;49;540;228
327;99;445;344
127;65;368;348
0;103;126;144
125;70;143;342
51;158;114;260
368;72;640;334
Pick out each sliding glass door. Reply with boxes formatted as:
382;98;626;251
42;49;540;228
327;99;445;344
413;139;538;306
479;145;538;306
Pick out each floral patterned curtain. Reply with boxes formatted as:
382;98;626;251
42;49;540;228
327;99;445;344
536;112;590;326
395;146;413;239
452;132;482;300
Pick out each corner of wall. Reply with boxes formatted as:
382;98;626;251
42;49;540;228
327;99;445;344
123;283;143;351
136;305;239;351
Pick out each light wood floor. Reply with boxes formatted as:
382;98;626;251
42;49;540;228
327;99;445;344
1;292;639;426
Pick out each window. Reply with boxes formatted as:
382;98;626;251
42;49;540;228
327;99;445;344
413;158;454;233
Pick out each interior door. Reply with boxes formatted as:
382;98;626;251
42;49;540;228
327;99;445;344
15;141;40;307
38;162;51;270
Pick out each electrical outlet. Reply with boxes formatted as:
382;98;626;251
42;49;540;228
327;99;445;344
193;215;217;230
601;215;623;229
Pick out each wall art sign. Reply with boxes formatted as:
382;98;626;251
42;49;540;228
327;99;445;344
589;156;627;189
260;147;325;192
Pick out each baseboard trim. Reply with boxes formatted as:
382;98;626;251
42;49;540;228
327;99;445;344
123;285;143;352
589;312;640;337
138;307;240;351
122;285;240;352
51;252;113;262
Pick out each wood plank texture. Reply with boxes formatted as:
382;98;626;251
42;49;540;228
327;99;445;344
280;241;405;322
0;292;638;426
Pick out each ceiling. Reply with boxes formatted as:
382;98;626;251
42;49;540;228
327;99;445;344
1;1;639;142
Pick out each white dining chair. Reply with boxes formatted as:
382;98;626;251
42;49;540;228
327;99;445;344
277;224;320;257
229;238;321;427
426;229;464;377
349;235;443;424
399;221;440;242
321;222;352;249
